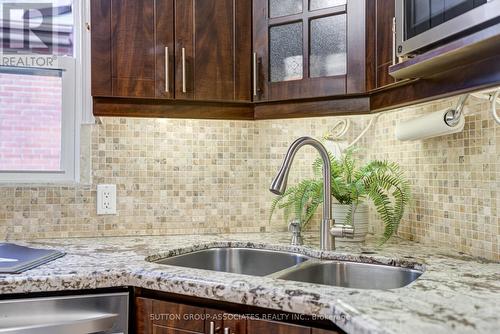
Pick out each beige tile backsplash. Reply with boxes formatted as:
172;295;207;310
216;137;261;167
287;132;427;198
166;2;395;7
0;96;498;260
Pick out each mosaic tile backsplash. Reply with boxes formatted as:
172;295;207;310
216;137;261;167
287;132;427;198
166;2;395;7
0;96;498;260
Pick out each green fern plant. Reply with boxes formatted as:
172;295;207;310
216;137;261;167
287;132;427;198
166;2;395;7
269;149;411;244
269;179;323;228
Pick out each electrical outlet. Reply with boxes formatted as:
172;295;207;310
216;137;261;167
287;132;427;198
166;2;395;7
97;184;117;215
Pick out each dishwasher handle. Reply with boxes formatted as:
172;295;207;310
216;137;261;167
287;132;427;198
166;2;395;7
0;312;118;334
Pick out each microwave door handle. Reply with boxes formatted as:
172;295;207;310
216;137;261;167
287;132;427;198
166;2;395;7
2;313;118;334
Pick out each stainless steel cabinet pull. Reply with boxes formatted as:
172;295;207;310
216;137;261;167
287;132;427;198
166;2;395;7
165;46;169;93
253;52;258;97
182;47;187;93
209;321;221;334
209;321;215;334
392;17;397;65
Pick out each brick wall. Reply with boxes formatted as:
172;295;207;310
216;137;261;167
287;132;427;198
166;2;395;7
0;72;62;171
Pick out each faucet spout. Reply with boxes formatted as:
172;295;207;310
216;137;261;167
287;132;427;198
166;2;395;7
270;137;334;250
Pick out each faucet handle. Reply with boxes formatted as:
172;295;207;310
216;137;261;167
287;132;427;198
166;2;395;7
331;224;355;238
288;219;301;232
288;219;304;246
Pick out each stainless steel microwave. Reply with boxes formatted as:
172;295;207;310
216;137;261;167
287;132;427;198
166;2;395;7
395;0;500;57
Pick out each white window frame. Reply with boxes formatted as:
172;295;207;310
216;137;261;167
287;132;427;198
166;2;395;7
0;0;92;184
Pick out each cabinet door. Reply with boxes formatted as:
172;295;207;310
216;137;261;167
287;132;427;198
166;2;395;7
205;309;247;334
135;297;205;334
91;0;174;99
174;0;252;101
155;0;175;99
152;325;198;334
136;297;153;334
374;0;396;88
110;0;156;97
90;0;112;96
223;314;247;334
247;319;310;334
253;0;367;101
224;317;247;334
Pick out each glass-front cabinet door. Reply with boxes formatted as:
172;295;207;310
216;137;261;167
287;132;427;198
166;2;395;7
253;0;367;101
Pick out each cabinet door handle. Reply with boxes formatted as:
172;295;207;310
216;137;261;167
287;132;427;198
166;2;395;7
209;321;215;334
209;321;221;334
253;52;258;97
165;46;169;93
182;47;187;93
392;17;397;65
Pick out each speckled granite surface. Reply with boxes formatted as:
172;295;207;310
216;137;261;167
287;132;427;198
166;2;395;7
0;233;498;334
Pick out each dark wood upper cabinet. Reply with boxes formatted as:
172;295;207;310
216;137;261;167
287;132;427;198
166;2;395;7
91;0;174;99
91;0;250;102
156;0;175;99
373;0;396;89
91;0;500;119
110;0;155;98
252;0;368;101
174;0;251;101
90;0;112;97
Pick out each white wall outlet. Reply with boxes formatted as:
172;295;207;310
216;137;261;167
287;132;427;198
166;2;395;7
97;184;117;215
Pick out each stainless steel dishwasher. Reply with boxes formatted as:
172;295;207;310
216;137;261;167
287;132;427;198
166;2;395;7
0;292;128;333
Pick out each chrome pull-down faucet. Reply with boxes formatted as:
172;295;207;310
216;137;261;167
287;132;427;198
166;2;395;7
270;137;354;251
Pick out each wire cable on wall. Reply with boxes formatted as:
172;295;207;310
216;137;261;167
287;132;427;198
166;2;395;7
323;114;382;155
471;88;500;125
490;90;500;125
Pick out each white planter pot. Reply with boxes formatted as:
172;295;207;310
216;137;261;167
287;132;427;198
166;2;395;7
333;203;369;243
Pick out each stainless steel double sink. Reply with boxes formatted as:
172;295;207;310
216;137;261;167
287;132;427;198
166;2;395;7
153;247;423;290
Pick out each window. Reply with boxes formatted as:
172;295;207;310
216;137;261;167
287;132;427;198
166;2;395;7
0;67;64;172
0;0;90;183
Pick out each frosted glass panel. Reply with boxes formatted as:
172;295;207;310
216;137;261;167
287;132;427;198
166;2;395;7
310;14;346;78
310;0;346;11
269;0;302;18
270;22;303;82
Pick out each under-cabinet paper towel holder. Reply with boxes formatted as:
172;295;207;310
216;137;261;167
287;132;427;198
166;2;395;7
395;94;469;141
443;94;469;127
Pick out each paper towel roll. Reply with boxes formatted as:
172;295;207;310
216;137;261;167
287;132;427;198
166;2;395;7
395;108;465;141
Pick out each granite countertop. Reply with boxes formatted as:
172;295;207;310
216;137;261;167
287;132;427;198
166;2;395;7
0;233;498;334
